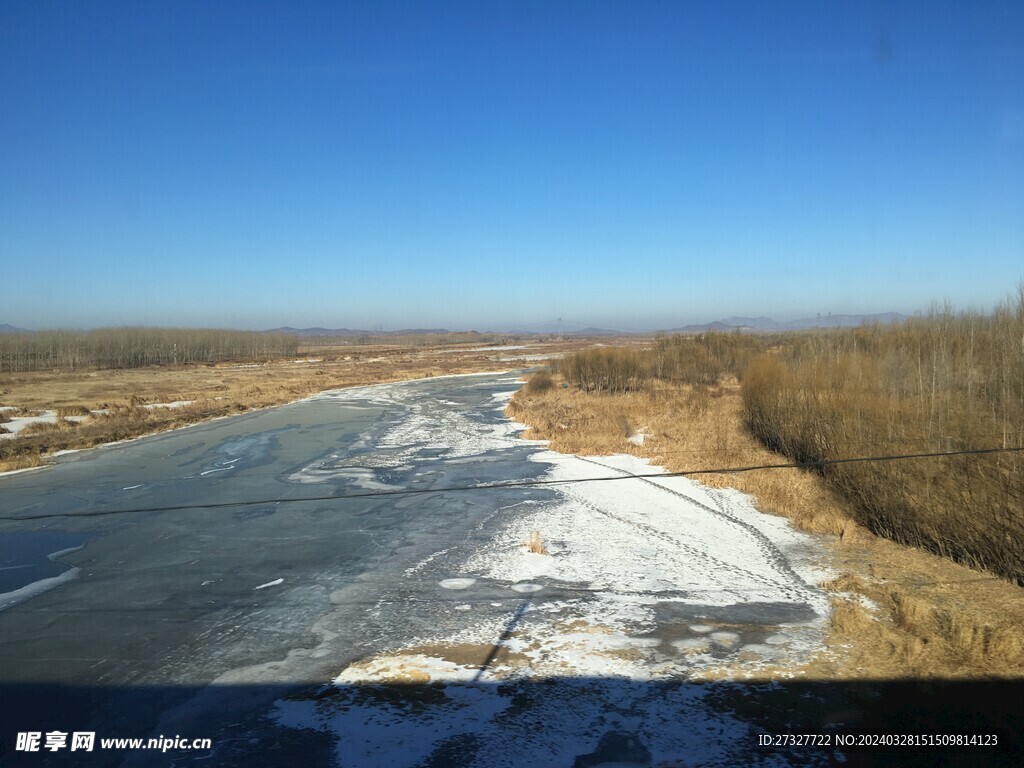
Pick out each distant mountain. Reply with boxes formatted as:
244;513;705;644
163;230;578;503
266;327;452;337
668;321;737;333
665;312;907;334
720;316;782;331
269;314;908;338
572;326;625;336
0;323;30;333
505;321;624;335
266;326;355;336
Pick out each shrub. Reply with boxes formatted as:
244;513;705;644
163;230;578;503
651;332;778;385
524;531;548;555
56;405;90;417
524;370;555;394
560;348;650;394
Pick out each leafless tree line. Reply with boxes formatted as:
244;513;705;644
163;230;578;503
0;327;299;372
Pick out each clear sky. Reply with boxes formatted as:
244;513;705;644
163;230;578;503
2;1;1022;331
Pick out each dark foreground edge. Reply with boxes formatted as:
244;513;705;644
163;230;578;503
0;678;1021;767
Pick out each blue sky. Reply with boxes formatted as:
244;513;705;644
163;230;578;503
2;1;1022;331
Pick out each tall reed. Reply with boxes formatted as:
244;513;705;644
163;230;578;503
742;288;1024;583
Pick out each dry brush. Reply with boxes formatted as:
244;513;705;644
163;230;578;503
742;290;1024;584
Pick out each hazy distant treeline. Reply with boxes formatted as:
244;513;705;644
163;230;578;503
0;327;299;372
304;332;514;347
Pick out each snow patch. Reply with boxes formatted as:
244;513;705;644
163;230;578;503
509;582;544;594
438;578;476;590
0;568;80;611
0;410;58;439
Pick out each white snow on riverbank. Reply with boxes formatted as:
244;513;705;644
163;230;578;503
0;403;191;438
0;544;85;612
0;568;80;611
419;449;831;682
500;451;832;610
0;409;60;439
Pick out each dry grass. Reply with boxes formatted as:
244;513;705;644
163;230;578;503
507;374;853;536
19;418;80;437
55;405;91;417
0;454;44;472
813;560;1024;680
742;292;1024;584
507;371;1024;680
524;531;548;555
6;407;41;417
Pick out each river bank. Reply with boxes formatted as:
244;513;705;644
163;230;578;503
504;373;1024;682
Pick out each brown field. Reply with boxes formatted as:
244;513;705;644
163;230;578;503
507;372;1024;680
0;337;593;473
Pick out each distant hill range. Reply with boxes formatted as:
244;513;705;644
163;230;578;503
3;317;910;337
669;312;907;333
504;321;623;336
269;323;625;337
266;326;454;337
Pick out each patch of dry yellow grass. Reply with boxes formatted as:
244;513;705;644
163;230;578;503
812;570;1024;680
55;404;90;417
19;418;80;437
507;375;852;536
524;531;548;555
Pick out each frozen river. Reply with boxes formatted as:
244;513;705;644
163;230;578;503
0;372;836;767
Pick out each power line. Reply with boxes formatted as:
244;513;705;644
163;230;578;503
3;416;1018;494
2;445;1021;523
4;425;1020;495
